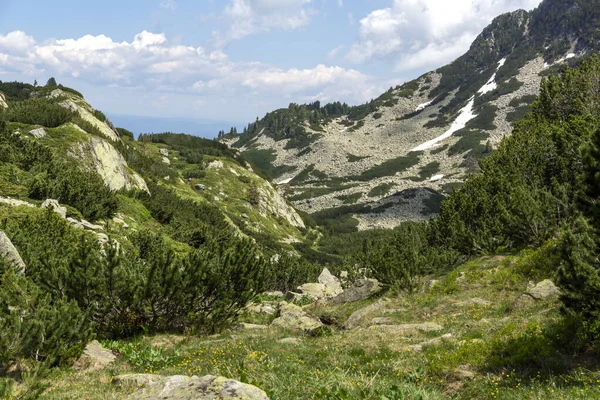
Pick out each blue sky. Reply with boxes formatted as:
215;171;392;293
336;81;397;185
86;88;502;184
0;0;542;135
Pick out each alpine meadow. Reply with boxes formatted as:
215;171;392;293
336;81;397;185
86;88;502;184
1;0;600;399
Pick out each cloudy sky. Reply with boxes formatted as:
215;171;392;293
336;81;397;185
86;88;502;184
0;0;543;135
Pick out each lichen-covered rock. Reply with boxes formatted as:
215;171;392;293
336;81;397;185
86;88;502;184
513;279;560;309
343;299;390;330
271;302;323;335
328;278;382;305
0;92;7;108
41;199;67;219
115;374;269;399
0;232;26;273
71;137;148;192
28;127;47;139
59;99;119;141
73;340;116;372
297;268;343;300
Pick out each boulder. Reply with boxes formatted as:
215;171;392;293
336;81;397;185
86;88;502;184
277;337;301;345
80;219;103;231
0;232;26;273
159;148;169;156
28;127;47;139
67;217;84;229
328;278;382;305
96;233;110;244
271;302;323;335
194;184;206;191
513;279;560;309
0;92;7;108
73;340;116;372
343;299;390;330
297;268;343;300
367;322;443;336
115;374;269;400
162;156;170;165
41;199;67;219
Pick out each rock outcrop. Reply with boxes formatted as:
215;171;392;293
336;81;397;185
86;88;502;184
28;127;47;139
271;302;324;335
41;199;67;219
328;278;382;305
513;279;561;309
0;232;26;272
71;137;148;192
0;92;7;109
59;98;119;141
73;340;116;372
115;374;269;400
297;268;343;300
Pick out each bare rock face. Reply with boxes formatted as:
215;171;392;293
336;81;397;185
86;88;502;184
328;278;382;305
114;374;269;400
73;340;116;372
41;199;67;219
0;92;7;108
59;99;119;141
0;232;26;273
271;302;324;335
297;268;343;300
28;127;47;139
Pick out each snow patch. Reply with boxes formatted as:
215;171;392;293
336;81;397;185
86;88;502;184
429;174;444;182
477;58;506;95
277;177;293;185
411;97;476;152
415;101;432;112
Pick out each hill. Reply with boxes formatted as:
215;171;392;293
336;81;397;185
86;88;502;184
225;0;600;231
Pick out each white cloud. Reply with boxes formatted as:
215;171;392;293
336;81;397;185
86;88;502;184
346;0;542;71
338;0;343;7
0;30;373;114
160;0;176;11
212;0;315;47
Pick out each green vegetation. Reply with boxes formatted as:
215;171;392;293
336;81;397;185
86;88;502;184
350;152;422;181
346;153;369;163
368;182;395;198
241;148;296;179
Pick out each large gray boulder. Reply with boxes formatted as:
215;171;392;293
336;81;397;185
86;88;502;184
41;199;67;219
0;232;26;273
328;278;382;305
73;340;116;372
115;374;269;399
343;299;390;330
297;268;343;300
28;127;47;139
271;302;323;335
513;279;561;309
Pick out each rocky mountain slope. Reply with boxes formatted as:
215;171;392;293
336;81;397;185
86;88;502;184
0;83;309;252
226;0;600;230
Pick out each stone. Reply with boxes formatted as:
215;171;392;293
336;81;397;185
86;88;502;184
115;374;269;400
328;278;382;305
41;199;67;219
73;340;116;372
297;268;344;300
0;92;7;108
367;322;444;336
0;197;35;208
271;302;323;335
237;323;268;330
513;279;560;309
194;184;206;191
28;127;47;139
81;219;103;231
343;299;390;330
159;148;169;156
67;217;84;229
162;156;171;165
263;291;284;298
0;232;26;273
427;279;440;289
527;279;560;300
96;233;110;244
240;213;250;219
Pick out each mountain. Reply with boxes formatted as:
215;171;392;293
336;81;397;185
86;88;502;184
0;82;310;254
224;0;600;232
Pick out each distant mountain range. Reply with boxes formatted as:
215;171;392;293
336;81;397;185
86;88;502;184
109;114;245;139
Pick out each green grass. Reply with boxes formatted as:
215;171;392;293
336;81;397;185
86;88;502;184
35;255;600;400
346;153;369;163
335;192;363;205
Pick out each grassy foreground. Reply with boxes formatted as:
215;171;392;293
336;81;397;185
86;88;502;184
38;256;600;399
